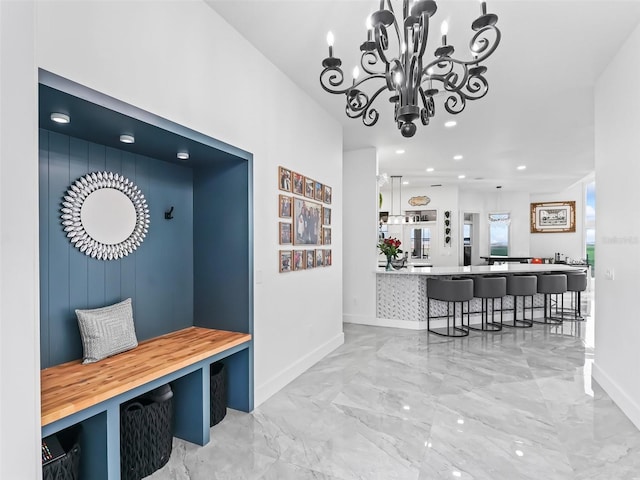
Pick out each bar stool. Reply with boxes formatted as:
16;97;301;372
468;276;505;332
504;275;536;328
536;274;567;324
563;271;587;321
427;278;473;337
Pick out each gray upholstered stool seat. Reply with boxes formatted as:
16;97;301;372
536;274;567;324
504;275;536;328
427;278;473;337
563;271;587;320
468;276;505;331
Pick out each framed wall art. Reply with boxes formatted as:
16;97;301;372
315;249;324;267
324;249;332;266
279;222;292;244
530;201;576;233
306;250;315;269
314;181;323;201
304;178;315;198
278;166;291;192
279;194;292;218
322;227;331;245
322;207;331;226
293;250;305;271
279;250;292;273
293;197;323;245
292;172;304;196
323;185;332;204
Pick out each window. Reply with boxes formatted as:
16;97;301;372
585;181;595;275
488;213;510;256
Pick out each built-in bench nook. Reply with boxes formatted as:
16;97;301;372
38;71;254;479
41;327;251;479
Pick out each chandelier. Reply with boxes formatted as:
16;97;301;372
320;0;501;137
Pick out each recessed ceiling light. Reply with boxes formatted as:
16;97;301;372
517;165;526;170
50;112;70;124
396;149;405;154
177;152;190;160
119;134;135;144
453;155;463;161
458;174;466;179
402;181;409;185
426;167;434;172
444;120;457;128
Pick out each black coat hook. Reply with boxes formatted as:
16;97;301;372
164;206;174;220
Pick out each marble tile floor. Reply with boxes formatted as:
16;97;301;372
149;304;640;479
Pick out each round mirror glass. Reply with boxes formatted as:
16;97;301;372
80;188;136;245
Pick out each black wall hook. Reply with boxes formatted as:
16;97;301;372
164;206;174;220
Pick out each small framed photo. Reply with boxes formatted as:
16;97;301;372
279;250;292;273
322;227;331;245
322;207;331;226
279;195;292;218
279;166;291;192
304;177;315;198
324;249;332;266
315;249;324;267
306;250;315;269
314;181;323;201
292;172;304;196
323;185;332;204
279;222;292;245
293;250;305;271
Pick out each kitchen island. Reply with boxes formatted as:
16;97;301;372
374;264;588;330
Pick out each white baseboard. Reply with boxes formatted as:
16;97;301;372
343;314;428;330
592;362;640;431
254;332;344;407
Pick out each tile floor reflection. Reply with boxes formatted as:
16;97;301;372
149;303;640;479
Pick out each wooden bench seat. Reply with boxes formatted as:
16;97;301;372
41;326;251;426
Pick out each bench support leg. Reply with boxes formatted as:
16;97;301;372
172;368;210;446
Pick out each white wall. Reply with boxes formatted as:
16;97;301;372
530;183;586;261
0;1;41;478
343;148;377;324
593;22;640;429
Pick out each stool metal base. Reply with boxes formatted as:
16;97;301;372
427;299;470;337
533;293;564;324
558;291;585;321
502;295;533;328
466;297;502;332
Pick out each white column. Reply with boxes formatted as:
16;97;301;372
343;148;378;325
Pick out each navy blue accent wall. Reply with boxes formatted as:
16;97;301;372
39;129;194;368
193;160;251;334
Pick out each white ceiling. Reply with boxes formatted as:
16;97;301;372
206;0;640;193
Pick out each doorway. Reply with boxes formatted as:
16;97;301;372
462;212;480;266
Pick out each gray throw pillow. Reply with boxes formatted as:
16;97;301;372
76;298;138;364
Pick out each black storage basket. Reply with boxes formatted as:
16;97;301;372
120;389;173;480
210;362;227;427
42;429;81;480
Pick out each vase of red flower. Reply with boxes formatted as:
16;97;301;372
378;237;402;271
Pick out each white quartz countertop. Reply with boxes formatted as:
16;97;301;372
376;264;588;276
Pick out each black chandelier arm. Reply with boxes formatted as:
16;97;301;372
469;26;501;62
345;85;387;126
444;91;466;115
320;67;350;95
418;87;435;125
360;51;386;76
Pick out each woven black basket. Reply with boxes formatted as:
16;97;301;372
120;390;173;480
210;362;227;427
42;441;80;480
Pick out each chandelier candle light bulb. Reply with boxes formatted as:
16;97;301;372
319;0;501;137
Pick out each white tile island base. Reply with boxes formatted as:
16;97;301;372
368;264;589;330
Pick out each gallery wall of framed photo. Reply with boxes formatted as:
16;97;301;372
278;166;332;273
